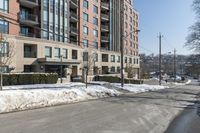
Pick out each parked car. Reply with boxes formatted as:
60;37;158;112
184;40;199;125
71;75;82;82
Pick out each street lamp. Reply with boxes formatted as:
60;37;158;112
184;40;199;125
121;29;140;87
60;55;63;83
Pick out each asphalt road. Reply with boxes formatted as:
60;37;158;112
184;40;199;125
0;85;200;133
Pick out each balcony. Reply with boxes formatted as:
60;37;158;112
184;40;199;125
101;25;109;32
70;26;78;36
101;2;109;10
19;13;38;25
70;0;78;9
70;12;78;22
101;36;109;42
101;14;109;21
20;32;37;38
19;0;38;8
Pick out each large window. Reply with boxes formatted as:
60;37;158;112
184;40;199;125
0;0;8;13
83;26;88;35
63;48;68;59
0;19;8;33
0;42;8;57
93;29;98;37
83;12;88;22
83;39;88;48
45;47;52;58
93;5;98;14
83;0;88;9
93;17;98;25
54;48;60;58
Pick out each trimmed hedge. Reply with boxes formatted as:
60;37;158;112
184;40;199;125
2;73;58;86
94;76;143;84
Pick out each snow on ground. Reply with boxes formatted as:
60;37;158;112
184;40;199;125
111;83;168;93
0;82;171;113
0;84;120;113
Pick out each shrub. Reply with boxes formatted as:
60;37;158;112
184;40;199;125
1;73;58;86
94;76;143;84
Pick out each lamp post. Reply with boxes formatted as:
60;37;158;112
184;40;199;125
121;29;140;87
0;30;3;90
60;55;63;83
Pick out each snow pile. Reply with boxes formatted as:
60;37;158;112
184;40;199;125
112;83;168;93
0;84;120;113
174;79;192;86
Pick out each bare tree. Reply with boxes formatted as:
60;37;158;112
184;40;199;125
0;39;15;90
82;48;97;88
125;63;137;79
185;0;200;53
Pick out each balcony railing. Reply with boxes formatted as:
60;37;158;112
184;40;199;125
70;0;78;8
19;13;38;25
101;14;109;20
70;26;78;35
19;0;38;8
101;36;109;42
101;3;109;10
101;25;109;31
70;12;78;22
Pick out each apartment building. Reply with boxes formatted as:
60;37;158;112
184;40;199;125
0;0;140;79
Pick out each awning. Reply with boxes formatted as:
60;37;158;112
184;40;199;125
37;58;81;65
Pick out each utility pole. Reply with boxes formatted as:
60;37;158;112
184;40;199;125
60;55;63;83
174;48;176;82
120;1;124;87
159;33;163;85
0;30;3;90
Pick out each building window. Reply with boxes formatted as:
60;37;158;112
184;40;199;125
72;50;78;59
93;41;98;49
63;48;68;59
93;5;98;14
0;42;8;57
45;47;52;58
93;29;98;37
111;67;115;72
0;66;8;73
83;52;88;61
129;58;132;63
83;0;89;9
0;0;8;13
83;12;89;22
93;17;98;25
54;48;60;58
117;56;120;63
125;57;127;63
111;55;115;62
83;26;88;35
94;53;98;62
0;19;8;33
83;39;88;48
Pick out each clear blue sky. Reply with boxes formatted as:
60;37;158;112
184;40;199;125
134;0;196;55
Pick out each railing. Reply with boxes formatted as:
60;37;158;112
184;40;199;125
101;36;109;41
101;14;109;20
19;0;38;5
71;0;78;5
101;25;109;30
19;13;38;23
70;12;78;20
70;26;78;34
101;3;109;9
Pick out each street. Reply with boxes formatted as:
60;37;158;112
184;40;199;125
0;84;199;133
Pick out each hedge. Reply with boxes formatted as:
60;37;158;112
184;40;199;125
2;73;58;86
94;76;143;84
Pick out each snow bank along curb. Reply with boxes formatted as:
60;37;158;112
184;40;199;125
0;83;120;113
111;83;168;93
